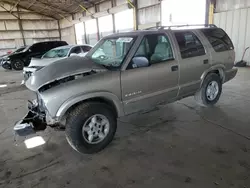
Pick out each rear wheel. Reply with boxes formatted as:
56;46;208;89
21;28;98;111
11;60;24;70
65;102;117;154
195;73;222;106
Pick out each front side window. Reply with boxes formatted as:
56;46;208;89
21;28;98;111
133;34;174;66
88;36;136;69
201;28;234;52
175;31;205;59
81;45;92;52
70;47;82;54
42;47;71;58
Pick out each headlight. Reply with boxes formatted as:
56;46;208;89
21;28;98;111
32;98;38;106
37;94;46;112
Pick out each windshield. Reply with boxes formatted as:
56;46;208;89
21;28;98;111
14;47;25;53
88;36;136;69
22;46;31;52
43;47;70;58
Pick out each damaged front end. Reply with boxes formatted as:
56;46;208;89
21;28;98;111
14;98;47;136
14;57;107;137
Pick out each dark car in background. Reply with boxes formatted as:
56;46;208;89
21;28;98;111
4;41;68;70
23;44;92;82
1;46;26;67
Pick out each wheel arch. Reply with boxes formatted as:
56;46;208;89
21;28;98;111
56;92;124;122
200;64;226;86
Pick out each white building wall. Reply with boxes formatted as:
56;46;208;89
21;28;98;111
216;0;250;12
214;8;250;64
138;0;161;28
0;4;60;55
59;16;76;45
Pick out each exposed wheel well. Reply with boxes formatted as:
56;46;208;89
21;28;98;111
206;69;225;82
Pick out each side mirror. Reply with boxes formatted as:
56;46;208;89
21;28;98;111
70;53;78;57
132;57;149;68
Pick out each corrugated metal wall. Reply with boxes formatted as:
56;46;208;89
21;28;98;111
59;16;76;45
73;0;134;45
216;0;250;12
214;8;250;64
0;4;60;55
138;0;161;29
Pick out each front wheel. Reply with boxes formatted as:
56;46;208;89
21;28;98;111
195;73;222;106
11;60;24;70
65;102;117;154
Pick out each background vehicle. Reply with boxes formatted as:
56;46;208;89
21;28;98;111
1;46;26;68
5;41;68;70
23;44;92;81
14;25;237;154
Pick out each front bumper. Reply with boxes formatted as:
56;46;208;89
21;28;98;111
23;71;33;81
224;68;238;83
23;67;43;81
2;61;11;70
14;101;47;136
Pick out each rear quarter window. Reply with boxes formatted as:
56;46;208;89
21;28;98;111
174;31;206;59
201;28;234;52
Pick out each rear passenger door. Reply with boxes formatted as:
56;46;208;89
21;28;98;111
174;31;211;96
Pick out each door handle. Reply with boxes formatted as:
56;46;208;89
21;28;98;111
171;65;179;72
203;59;209;64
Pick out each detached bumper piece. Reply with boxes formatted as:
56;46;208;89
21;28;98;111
14;102;47;136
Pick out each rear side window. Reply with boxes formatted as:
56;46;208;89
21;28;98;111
175;31;205;59
81;45;92;52
44;42;53;51
50;42;60;49
56;41;68;47
48;41;67;49
70;47;82;54
201;28;234;52
30;43;41;52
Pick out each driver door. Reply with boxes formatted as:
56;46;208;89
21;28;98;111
121;33;179;115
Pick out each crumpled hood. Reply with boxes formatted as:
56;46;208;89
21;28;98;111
25;56;106;91
29;57;64;67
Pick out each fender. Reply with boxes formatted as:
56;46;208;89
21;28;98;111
200;64;226;86
56;91;125;121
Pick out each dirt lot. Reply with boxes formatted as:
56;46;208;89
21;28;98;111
0;67;250;188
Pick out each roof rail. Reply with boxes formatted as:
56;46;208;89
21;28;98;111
145;24;217;30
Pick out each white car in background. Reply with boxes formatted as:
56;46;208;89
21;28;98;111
23;44;92;81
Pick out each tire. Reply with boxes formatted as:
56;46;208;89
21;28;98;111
11;60;24;70
195;73;222;107
65;102;117;154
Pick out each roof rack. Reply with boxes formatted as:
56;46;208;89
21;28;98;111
145;24;217;30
